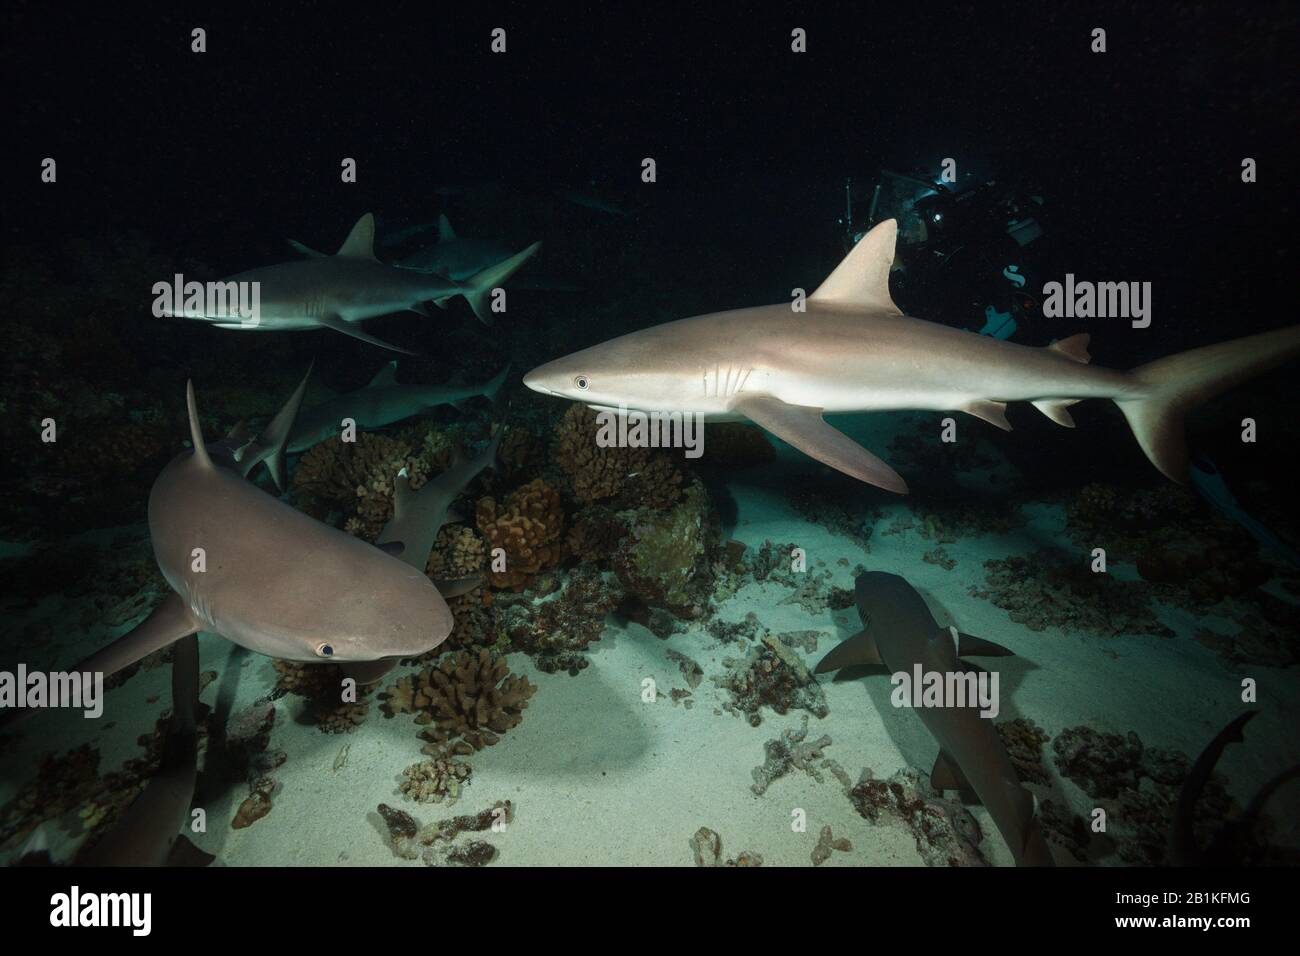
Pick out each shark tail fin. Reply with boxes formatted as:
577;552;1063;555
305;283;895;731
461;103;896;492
1116;325;1300;483
462;241;542;325
483;364;512;401
259;362;314;491
185;381;214;470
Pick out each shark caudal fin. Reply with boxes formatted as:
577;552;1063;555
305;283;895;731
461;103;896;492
1116;325;1300;483
462;241;542;324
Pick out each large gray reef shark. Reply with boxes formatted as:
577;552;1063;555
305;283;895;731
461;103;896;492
287;362;510;453
1;378;454;734
167;214;540;354
816;571;1054;867
524;219;1300;492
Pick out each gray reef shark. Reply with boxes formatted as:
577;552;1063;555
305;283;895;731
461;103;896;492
77;634;213;866
287;362;510;453
523;219;1300;492
294;213;575;291
0;377;454;734
169;213;539;354
816;571;1055;867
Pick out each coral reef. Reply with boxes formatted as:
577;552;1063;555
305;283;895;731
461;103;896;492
612;480;718;615
0;744;102;845
996;718;1051;786
380;649;537;751
697;422;774;468
849;767;987;867
378;800;513;866
497;567;622;674
399;749;473;805
971;548;1173;637
291;432;436;538
476;478;565;590
553;404;683;508
811;825;853;866
718;633;829;726
750;715;847;796
688;826;763;867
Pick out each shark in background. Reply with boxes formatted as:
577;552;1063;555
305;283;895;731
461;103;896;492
816;571;1054;867
293;213;579;292
166;214;540;354
524;219;1300;493
287;362;510;453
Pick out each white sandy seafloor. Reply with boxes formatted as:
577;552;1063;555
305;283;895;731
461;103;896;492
3;411;1299;868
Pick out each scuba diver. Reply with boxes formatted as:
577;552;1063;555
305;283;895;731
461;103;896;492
839;167;1047;340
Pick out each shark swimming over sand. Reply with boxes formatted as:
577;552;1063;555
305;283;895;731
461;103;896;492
0;377;454;734
523;219;1300;492
167;214;540;354
287;362;509;453
816;571;1054;867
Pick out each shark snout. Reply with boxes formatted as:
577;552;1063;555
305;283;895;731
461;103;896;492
522;367;555;396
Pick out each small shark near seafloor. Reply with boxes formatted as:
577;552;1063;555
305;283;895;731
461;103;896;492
524;219;1300;492
816;570;1055;867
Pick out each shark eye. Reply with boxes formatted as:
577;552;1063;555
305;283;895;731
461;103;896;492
314;642;335;659
573;375;590;391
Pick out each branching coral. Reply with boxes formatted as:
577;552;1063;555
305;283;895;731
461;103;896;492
552;404;683;507
612;480;718;615
476;478;565;590
291;433;433;538
497;566;622;674
380;649;537;751
399;749;473;805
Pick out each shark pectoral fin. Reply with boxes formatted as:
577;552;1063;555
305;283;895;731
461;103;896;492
735;395;909;493
437;214;456;241
930;750;971;792
166;834;216;867
432;574;484;598
955;631;1015;658
814;629;883;673
315;313;419;356
256;361;313;492
343;659;397;686
961;400;1012;431
1031;399;1079;428
374;540;406;556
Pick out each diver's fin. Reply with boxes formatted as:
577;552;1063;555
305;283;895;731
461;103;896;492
315;313;418;355
961;400;1011;431
736;394;908;493
437;213;456;241
810;219;902;315
335;213;378;260
369;360;399;387
166;834;216;867
954;630;1015;658
1117;325;1300;482
814;629;884;673
1048;333;1091;364
462;241;542;325
1031;399;1079;428
288;238;327;258
930;750;971;791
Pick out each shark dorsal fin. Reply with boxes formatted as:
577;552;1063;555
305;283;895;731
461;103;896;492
369;360;398;388
437;213;456;241
810;219;902;315
336;213;378;259
185;381;215;470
